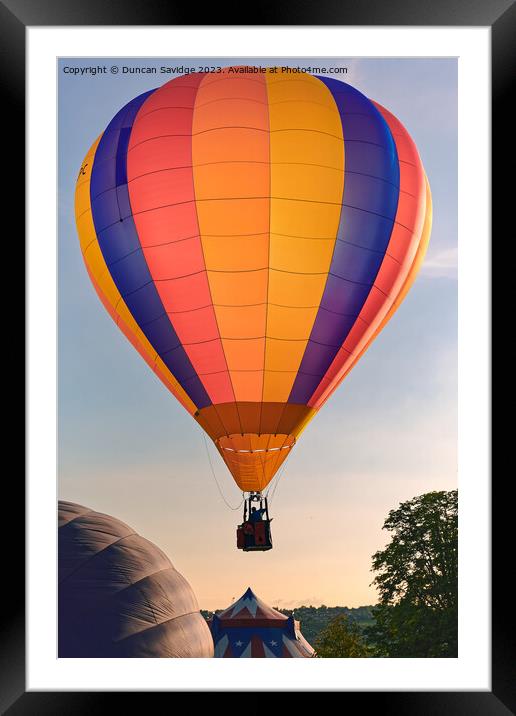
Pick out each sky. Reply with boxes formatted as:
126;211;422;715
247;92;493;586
58;57;457;610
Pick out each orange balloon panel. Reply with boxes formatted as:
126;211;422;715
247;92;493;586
76;68;431;492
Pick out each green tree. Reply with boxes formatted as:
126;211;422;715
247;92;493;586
367;490;458;657
314;614;371;657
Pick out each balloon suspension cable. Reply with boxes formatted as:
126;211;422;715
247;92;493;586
265;454;291;507
202;433;244;511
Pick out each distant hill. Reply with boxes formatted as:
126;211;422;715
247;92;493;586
201;604;375;646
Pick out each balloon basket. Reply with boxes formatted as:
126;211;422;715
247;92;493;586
236;493;273;551
237;519;273;552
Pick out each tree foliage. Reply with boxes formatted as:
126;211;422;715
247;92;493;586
202;605;374;647
314;613;371;657
367;490;458;657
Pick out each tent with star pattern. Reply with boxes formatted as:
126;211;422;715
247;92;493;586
209;587;315;657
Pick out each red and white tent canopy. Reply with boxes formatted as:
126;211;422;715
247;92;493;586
210;587;315;658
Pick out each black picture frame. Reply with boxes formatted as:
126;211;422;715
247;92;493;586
9;0;505;711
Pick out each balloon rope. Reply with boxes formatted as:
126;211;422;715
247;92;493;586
202;433;244;511
266;467;283;505
265;455;290;507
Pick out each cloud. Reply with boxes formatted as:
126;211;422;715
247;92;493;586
272;596;326;609
421;247;458;279
341;58;366;86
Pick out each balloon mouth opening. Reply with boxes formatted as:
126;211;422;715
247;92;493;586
216;433;296;454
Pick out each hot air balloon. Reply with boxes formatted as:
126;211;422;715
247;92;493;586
75;67;432;550
58;501;214;657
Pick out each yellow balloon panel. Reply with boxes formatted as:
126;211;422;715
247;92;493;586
262;72;344;404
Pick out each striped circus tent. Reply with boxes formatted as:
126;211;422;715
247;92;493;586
209;587;315;657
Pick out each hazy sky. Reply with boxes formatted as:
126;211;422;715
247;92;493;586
58;57;457;610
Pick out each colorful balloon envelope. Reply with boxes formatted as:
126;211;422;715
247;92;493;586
75;67;432;494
